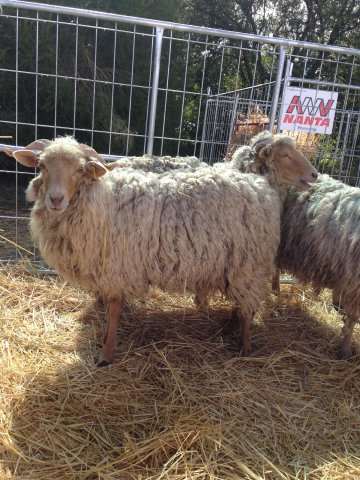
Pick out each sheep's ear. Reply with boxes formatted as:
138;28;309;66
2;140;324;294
86;159;108;178
13;149;40;168
25;139;52;151
3;148;16;158
258;145;274;161
80;145;105;163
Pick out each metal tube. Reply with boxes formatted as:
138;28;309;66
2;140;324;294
146;27;163;156
91;19;99;147
269;45;286;132
274;60;292;133
1;0;360;57
286;77;360;91
226;93;239;156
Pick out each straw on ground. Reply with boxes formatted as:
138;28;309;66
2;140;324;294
1;262;360;479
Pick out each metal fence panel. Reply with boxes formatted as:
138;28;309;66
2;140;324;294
0;0;359;263
202;55;360;179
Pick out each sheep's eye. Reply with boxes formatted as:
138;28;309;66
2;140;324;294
77;167;84;173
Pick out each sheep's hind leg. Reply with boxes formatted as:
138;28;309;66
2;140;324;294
224;307;253;356
339;312;357;360
223;307;241;334
97;296;124;367
237;309;253;356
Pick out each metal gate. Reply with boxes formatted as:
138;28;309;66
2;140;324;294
0;0;359;263
201;61;360;183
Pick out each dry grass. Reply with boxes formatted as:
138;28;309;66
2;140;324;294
226;108;319;162
1;262;360;479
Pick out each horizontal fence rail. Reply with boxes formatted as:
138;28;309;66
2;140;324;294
2;0;360;55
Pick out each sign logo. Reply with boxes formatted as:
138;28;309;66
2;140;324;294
279;87;338;134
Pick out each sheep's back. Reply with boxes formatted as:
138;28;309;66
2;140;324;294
106;168;280;296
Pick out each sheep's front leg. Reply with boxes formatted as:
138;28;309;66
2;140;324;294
194;292;209;310
339;312;357;360
271;269;281;294
238;310;253;356
97;296;124;367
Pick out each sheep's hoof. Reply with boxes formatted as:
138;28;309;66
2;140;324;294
338;348;353;360
223;309;241;334
239;346;251;357
96;358;111;367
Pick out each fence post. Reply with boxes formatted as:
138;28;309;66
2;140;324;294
146;27;164;156
268;45;287;132
225;93;239;158
199;87;212;160
274;59;293;133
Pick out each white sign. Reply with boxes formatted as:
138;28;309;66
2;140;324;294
279;87;338;134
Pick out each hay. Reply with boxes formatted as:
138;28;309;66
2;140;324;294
226;107;319;161
1;262;360;479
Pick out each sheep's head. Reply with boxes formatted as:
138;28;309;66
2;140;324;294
252;133;318;191
9;137;107;215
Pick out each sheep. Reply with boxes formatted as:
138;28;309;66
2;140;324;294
273;174;360;359
4;141;208;310
4;141;211;310
9;136;317;366
228;131;360;359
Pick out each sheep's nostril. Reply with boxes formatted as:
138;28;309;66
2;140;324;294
50;194;64;207
312;172;318;179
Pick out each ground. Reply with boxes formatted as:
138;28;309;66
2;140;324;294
1;263;360;479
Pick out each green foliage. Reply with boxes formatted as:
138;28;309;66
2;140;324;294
312;133;360;186
0;0;358;159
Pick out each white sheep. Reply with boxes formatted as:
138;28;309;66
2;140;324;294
4;142;208;309
274;174;360;359
228;131;359;359
10;136;317;366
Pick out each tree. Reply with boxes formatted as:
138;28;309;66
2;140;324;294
182;0;360;81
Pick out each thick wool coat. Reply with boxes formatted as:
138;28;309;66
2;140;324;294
279;173;360;314
30;164;280;319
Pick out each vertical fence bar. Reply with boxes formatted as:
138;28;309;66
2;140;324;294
91;19;98;147
54;13;59;138
35;11;39;140
125;25;136;156
268;45;287;132
176;32;191;156
160;30;173;156
109;21;117;155
14;8;19;260
146;27;164;156
193;35;209;156
225;93;239;157
143;30;154;155
274;59;292;134
199;90;210;160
